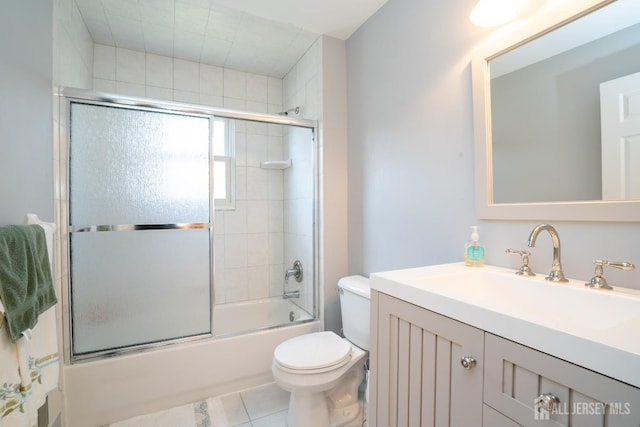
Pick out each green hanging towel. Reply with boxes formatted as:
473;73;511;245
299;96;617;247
0;224;57;342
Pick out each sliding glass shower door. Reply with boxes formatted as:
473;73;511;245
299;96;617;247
68;102;213;357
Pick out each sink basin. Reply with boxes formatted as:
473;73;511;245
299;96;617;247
411;268;640;332
371;262;640;388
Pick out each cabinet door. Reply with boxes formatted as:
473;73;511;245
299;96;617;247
372;292;484;427
484;333;640;427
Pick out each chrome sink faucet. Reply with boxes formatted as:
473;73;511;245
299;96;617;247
527;224;569;282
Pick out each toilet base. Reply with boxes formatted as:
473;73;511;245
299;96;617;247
329;400;363;427
286;393;364;427
283;361;366;427
287;391;330;427
272;333;368;427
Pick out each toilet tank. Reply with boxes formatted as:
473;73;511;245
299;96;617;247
338;275;371;350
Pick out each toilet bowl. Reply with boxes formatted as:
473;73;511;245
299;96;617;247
272;275;371;427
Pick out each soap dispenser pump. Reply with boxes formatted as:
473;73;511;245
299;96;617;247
464;226;485;267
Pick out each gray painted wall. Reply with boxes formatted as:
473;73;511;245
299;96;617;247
346;0;640;290
347;0;482;275
0;1;54;225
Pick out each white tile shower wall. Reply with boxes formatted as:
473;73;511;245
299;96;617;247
91;44;284;304
54;1;94;426
56;0;93;90
55;0;94;297
93;44;284;113
282;39;322;316
283;40;322;121
218;122;286;304
56;0;95;332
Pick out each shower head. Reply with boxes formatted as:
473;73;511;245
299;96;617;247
278;106;300;116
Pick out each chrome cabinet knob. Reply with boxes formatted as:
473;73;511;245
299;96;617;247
460;356;476;370
536;393;560;412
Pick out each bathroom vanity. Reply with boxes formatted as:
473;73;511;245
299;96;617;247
369;263;640;427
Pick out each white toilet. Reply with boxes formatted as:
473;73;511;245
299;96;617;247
272;275;371;427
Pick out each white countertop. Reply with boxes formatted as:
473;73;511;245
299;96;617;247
370;262;640;388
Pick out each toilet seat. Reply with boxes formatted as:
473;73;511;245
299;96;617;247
274;331;352;374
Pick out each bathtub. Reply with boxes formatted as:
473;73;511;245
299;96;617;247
63;297;320;427
214;297;314;336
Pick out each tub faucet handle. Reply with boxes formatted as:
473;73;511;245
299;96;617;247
285;260;303;283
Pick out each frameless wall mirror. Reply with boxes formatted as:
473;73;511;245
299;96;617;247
472;0;640;221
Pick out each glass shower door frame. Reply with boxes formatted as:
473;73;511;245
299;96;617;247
60;88;319;363
66;99;214;361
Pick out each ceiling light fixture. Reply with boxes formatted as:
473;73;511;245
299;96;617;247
470;0;542;27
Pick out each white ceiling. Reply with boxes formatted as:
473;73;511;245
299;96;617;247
75;0;388;78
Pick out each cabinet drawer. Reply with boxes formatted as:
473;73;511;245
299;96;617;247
484;333;640;427
484;404;522;427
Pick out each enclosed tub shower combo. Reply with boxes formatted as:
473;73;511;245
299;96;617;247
59;89;320;425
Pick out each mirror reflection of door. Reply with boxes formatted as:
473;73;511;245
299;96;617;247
600;71;640;200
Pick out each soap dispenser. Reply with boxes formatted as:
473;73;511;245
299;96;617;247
464;226;485;267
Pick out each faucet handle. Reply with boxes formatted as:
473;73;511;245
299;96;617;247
585;259;635;290
506;249;535;276
285;260;304;283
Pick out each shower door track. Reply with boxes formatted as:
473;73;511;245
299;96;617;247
62;87;317;128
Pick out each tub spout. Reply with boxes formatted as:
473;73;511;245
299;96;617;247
283;290;300;299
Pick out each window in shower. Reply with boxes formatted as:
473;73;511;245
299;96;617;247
68;101;213;358
213;117;235;210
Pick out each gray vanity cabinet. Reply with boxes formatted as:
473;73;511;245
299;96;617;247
484;333;640;427
483;404;521;426
370;290;640;427
369;291;484;427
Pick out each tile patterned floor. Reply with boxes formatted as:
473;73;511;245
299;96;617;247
109;383;290;427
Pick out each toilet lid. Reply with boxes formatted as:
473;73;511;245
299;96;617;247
274;331;352;371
